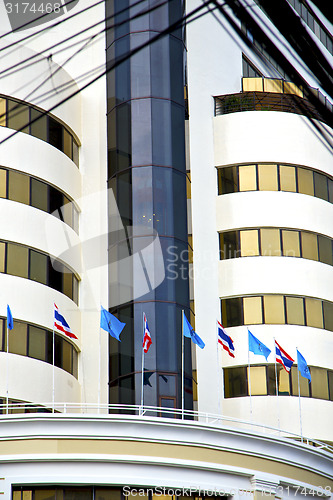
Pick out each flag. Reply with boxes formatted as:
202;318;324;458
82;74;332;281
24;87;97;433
54;303;78;339
100;306;125;341
7;304;13;330
248;329;271;360
143;313;152;353
275;340;294;373
297;349;311;382
217;320;235;358
183;311;205;349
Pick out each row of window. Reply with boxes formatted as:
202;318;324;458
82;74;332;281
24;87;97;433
0;167;79;232
221;295;333;331
0;318;78;377
219;228;333;266
0;240;79;304
287;0;333;55
224;365;333;401
242;77;303;97
0;398;52;414
217;163;333;202
0;95;79;165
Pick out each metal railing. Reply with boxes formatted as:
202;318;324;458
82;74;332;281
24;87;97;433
1;401;332;455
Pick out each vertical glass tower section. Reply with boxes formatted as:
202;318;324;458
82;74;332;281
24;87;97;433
106;0;192;411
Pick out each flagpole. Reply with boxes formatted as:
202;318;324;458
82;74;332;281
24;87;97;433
6;323;9;414
296;347;303;441
247;332;252;423
52;311;55;414
216;322;222;417
141;312;144;413
98;324;101;413
273;337;280;432
181;310;184;420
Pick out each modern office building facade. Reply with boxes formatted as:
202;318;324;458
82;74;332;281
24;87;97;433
0;0;332;497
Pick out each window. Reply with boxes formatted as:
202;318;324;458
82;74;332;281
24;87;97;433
258;164;278;191
318;235;333;266
224;367;247;397
311;367;329;400
30;108;47;141
323;301;333;331
30;250;48;285
31;178;48;212
0;168;7;198
305;298;323;328
7;100;29;134
240;229;259;256
239;165;256;191
297;167;314;196
264;295;285;324
314;172;329;201
222;297;242;327
243;296;262;324
280;165;296;192
282;230;300;257
220;231;239;259
291;366;310;397
8;170;30;205
9;322;27;356
285;296;305;325
301;232;318;261
7;243;28;278
217;166;238;194
260;228;281;256
0;241;5;273
248;366;267;395
28;326;46;361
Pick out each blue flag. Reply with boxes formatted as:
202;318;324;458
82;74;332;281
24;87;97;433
183;311;205;349
7;304;13;330
100;306;125;341
297;349;311;382
248;329;271;360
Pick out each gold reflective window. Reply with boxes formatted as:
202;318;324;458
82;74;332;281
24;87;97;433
13;492;21;500
314;172;328;201
96;490;121;500
0;168;7;198
291;366;310;397
186;172;191;198
73;140;79;166
280;165;296;192
8;170;30;205
224;367;247;397
243;296;262;324
0;97;6;126
263;78;283;93
239;165;257;191
243;77;263;91
62;196;73;228
329;372;333;401
0;318;3;351
318;235;333;266
277;365;291;395
258;164;278;191
305;298;323;328
7;100;29;134
282;230;300;257
248;366;267;395
0;241;5;273
301;232;318;261
283;81;303;97
297;167;314;196
329;179;333;203
264;295;285;324
260;228;281;256
31;178;48;212
311;367;329;400
30;250;47;284
28;326;46;361
63;272;73;300
9;322;27;356
7;243;29;278
240;229;259;256
30;108;47;141
286;296;305;325
35;491;56;500
63;128;73;159
218;166;238;194
73;277;79;305
62;340;72;374
323;301;333;332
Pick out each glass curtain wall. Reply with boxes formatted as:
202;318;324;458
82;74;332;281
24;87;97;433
106;0;192;411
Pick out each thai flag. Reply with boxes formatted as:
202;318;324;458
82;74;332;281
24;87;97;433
217;321;235;358
143;313;152;353
275;340;294;372
54;303;77;339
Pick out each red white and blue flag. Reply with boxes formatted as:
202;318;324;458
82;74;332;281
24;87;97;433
54;303;77;339
143;313;152;353
217;321;235;358
275;340;294;372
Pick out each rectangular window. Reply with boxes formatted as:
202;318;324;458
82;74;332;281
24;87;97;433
328;371;333;401
282;230;300;257
7;243;29;278
73;140;79;166
286;296;305;325
243;296;263;324
291;366;310;397
240;229;259;256
217;166;238;194
263;79;283;93
301;232;318;261
277;365;291;395
297;167;314;196
323;301;333;331
63;272;73;300
258;164;278;191
30;250;47;284
279;165;296;192
9;322;27;356
8;170;30;205
0;168;7;198
0;98;6;126
63;128;73;159
30;108;47;141
328;179;333;203
314;172;329;201
7;100;29;134
34;490;57;500
48;117;63;151
318;235;333;266
62;196;73;228
0;318;4;351
239;165;257;191
248;366;267;395
28;325;46;361
305;298;323;328
263;295;285;324
220;231;239;259
62;340;72;374
224;367;247;397
73;276;79;305
260;228;281;256
221;298;242;327
31;178;48;212
311;367;329;400
0;241;5;273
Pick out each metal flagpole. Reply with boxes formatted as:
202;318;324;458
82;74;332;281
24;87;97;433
98;324;101;413
296;347;303;441
52;310;55;414
6;322;9;414
216;321;222;416
181;310;184;419
273;338;281;431
141;312;145;413
248;338;252;423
